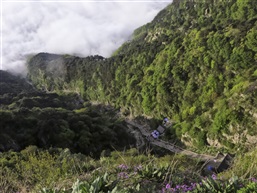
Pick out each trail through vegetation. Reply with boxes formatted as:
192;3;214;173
125;119;216;161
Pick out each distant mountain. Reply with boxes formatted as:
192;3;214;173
27;0;257;151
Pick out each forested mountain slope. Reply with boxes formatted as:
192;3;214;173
27;0;257;150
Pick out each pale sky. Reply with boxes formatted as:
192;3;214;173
1;0;172;74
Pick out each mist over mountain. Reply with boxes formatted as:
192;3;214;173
1;1;171;74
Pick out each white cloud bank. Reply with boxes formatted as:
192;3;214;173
1;0;172;74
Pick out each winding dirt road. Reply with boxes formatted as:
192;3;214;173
125;119;216;161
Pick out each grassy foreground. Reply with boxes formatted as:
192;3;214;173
0;146;256;193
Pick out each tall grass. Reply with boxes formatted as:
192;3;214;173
221;147;257;180
0;146;257;192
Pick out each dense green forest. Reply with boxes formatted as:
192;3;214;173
27;0;257;150
1;0;257;192
0;70;135;157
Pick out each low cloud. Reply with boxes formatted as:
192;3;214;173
1;1;171;74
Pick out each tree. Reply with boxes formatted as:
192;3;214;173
246;28;257;52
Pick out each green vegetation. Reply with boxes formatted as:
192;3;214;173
0;70;135;157
0;147;256;192
1;0;257;192
27;0;257;150
0;105;135;157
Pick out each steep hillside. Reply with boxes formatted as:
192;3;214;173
27;0;257;151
